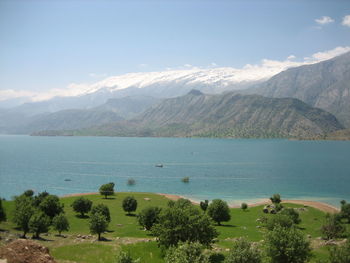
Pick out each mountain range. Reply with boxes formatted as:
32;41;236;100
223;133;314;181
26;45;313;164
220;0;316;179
2;51;350;138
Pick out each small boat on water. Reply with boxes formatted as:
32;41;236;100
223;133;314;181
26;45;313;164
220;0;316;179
64;178;72;181
155;164;163;168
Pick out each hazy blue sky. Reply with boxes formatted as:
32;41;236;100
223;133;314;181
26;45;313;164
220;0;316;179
0;0;350;93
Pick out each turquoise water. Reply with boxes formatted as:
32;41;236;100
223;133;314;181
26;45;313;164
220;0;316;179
1;135;350;207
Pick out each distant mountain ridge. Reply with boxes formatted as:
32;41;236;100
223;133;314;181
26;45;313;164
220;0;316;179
35;91;344;138
249;51;350;127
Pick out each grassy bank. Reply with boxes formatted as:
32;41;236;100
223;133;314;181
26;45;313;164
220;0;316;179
0;192;341;262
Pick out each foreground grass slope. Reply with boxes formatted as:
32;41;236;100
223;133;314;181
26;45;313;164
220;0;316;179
0;192;339;262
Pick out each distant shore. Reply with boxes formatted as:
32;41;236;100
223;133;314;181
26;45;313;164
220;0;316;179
62;192;340;214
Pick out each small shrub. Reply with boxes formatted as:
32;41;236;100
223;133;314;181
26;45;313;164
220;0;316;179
265;214;294;231
270;194;281;204
165;242;210;263
321;213;345;240
224;237;262;263
137;206;162;230
281;208;301;224
115;251;139;263
241;203;248;211
200;200;209;212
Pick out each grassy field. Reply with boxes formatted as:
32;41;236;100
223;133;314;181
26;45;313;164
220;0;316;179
0;192;341;263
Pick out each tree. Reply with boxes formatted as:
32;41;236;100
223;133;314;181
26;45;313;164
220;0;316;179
13;195;34;238
321;213;345;240
265;226;311;263
39;195;64;219
23;189;34;197
241;203;248;211
207;199;231;225
0;199;6;223
280;208;301;224
115;251;138;263
137;206;162;230
52;214;70;235
340;201;350;223
71;197;92;217
328;239;350;263
152;203;218;248
89;212;108;240
33;191;49;206
224;238;262;263
270;194;281;204
265;214;294;231
200;200;209;212
122;196;137;215
165;242;210;263
91;204;111;222
99;182;115;199
29;211;50;238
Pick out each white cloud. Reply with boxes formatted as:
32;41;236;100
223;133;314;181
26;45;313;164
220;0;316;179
89;73;107;78
315;16;334;25
342;15;350;27
2;46;350;104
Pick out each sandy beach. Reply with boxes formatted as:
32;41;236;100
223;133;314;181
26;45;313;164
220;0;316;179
61;192;340;213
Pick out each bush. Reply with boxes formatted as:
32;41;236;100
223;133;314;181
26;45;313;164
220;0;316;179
71;197;92;217
39;194;64;219
321;213;345;240
99;182;115;199
23;189;34;197
265;214;294;231
182;177;190;183
91;204;111;222
224;238;262;263
115;251;139;263
137;206;162;230
13;195;35;238
122;196;138;215
241;203;248;211
52;214;70;235
207;199;231;225
127;178;136;186
265;225;311;263
340;200;350;223
0;199;6;222
328;239;350;263
200;200;209;212
90;212;109;240
165;242;210;263
270;194;281;204
29;211;50;238
152;202;218;248
33;191;49;206
281;208;301;224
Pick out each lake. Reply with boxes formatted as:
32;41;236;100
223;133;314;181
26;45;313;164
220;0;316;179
0;135;349;207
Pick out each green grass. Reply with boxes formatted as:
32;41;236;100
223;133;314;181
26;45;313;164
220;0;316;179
0;192;340;263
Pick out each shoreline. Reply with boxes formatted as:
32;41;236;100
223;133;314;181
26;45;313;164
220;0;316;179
61;192;340;213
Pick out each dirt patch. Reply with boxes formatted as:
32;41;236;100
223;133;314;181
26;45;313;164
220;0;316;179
0;239;56;263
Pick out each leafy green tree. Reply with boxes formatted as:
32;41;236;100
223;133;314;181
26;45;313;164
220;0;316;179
266;214;294;231
207;199;231;225
340;200;350;223
0;199;6;222
39;194;64;219
137;206;162;230
280;208;301;224
29;211;51;238
241;203;248;211
122;196;137;215
23;189;34;197
321;213;345;240
200;200;209;212
170;198;192;209
115;251;139;263
91;204;111;222
89;212;109;241
165;242;210;263
224;238;262;263
270;194;281;204
71;197;92;217
265;225;311;263
13;195;35;238
328;239;350;263
52;214;70;235
99;182;115;199
33;191;49;206
152;202;218;248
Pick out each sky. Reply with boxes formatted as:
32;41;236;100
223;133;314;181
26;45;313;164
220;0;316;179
0;0;350;101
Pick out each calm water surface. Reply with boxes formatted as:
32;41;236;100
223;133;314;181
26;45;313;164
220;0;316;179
0;135;349;207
